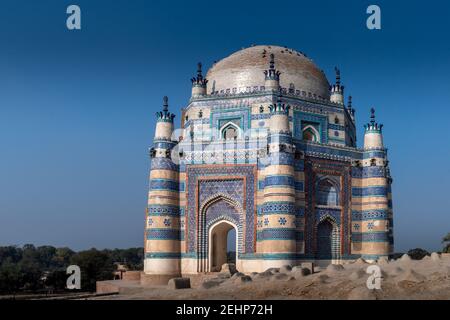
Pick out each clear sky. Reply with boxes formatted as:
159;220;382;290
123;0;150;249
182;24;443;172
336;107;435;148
1;0;449;252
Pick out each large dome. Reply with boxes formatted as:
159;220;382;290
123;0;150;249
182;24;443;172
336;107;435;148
206;45;330;99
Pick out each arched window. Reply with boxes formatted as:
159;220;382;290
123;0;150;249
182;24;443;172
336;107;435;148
220;122;241;140
302;125;320;142
316;178;339;206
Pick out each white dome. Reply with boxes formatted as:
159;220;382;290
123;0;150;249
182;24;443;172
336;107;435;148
206;45;330;99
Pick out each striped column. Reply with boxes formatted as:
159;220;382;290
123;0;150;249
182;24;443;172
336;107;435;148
260;97;296;267
144;97;181;277
351;149;392;261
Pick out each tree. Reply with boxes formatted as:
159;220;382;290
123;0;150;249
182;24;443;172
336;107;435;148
0;258;21;294
70;249;115;292
108;248;144;270
407;248;429;260
18;244;44;291
45;270;69;292
36;246;57;269
0;246;22;264
442;233;450;253
0;245;143;294
52;247;75;268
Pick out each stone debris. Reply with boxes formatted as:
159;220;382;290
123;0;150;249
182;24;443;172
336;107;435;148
95;256;450;300
201;278;224;289
301;262;315;274
354;258;368;265
230;272;245;280
265;267;280;274
220;263;237;275
279;265;292;274
233;275;252;284
168;277;191;290
291;266;311;277
252;270;273;279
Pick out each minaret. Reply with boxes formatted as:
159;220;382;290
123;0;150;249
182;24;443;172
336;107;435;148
144;96;181;283
358;108;393;261
191;62;208;98
264;54;281;92
363;108;384;149
261;94;296;269
330;67;344;105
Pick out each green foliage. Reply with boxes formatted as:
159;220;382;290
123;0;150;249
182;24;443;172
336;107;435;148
0;245;143;294
0;259;21;293
442;233;450;253
107;247;144;270
407;248;430;260
70;249;115;291
442;233;450;243
443;243;450;253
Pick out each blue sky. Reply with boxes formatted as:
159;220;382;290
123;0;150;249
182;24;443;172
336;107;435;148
0;0;449;252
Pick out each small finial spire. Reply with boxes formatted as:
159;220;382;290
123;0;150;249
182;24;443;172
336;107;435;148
156;95;175;122
348;95;352;108
269;53;275;70
264;53;281;83
163;96;169;112
370;107;376;124
191;61;208;89
197;62;203;79
335;66;341;85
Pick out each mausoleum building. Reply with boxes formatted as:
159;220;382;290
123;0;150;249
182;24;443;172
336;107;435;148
144;45;394;278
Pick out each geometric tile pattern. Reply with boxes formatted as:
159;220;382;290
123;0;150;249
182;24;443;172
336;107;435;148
186;164;256;253
303;157;351;256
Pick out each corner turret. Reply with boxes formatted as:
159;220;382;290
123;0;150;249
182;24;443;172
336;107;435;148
363;108;384;149
264;54;281;92
191;62;208;98
330;67;344;105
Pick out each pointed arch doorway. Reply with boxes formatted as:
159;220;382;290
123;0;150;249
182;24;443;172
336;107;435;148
208;220;238;272
197;193;242;273
316;217;340;261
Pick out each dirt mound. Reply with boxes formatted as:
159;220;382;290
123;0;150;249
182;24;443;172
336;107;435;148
326;264;345;273
349;269;366;280
93;257;450;300
396;269;426;283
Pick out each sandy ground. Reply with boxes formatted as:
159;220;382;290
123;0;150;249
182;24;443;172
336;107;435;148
93;254;450;300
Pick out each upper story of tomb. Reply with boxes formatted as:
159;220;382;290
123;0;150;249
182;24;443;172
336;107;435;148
179;45;357;149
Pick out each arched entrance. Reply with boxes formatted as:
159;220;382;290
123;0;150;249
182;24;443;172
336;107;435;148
208;220;237;272
316;218;340;260
197;194;242;273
